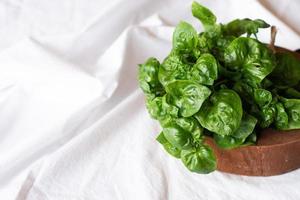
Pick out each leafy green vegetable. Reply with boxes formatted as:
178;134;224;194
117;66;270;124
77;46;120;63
138;1;300;174
274;102;288;130
223;18;270;37
214;113;257;149
158;52;191;87
196;89;243;136
162;117;202;150
224;37;275;85
259;105;276;128
165;80;211;117
181;145;216;173
282;88;300;99
253;89;272;108
192;1;216;29
138;58;164;99
232;81;253;104
173;21;199;57
281;98;300;130
269;52;300;87
156;132;181;158
146;95;178;121
191;53;218;85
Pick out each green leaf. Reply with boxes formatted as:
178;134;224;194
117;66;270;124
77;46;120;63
158;53;191;87
274;102;288;130
223;18;270;37
172;21;199;56
191;53;218;85
214;113;257;149
244;132;257;144
281;98;300;130
259;105;276;128
146;95;178;121
165;80;211;117
224;37;275;85
253;88;272;108
192;1;216;29
138;57;164;98
283;88;300;99
162;117;203;150
195;89;243;136
156;132;181;158
270;52;300;87
175;117;204;144
232;81;254;104
181;145;216;174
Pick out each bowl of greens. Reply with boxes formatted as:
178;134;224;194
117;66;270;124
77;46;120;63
138;1;300;176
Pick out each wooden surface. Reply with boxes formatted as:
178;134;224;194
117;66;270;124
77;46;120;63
205;47;300;176
206;129;300;176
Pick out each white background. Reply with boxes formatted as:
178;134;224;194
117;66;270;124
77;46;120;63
0;0;299;199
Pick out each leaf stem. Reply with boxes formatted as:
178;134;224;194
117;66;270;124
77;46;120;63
269;26;277;53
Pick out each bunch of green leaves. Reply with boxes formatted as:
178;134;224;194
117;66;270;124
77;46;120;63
138;1;300;174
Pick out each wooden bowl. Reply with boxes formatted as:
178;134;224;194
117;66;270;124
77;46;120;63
205;48;300;176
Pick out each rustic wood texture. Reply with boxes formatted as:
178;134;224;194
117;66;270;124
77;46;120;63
206;129;300;176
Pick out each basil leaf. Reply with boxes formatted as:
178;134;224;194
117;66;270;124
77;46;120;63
214;113;257;149
192;1;216;29
259;105;276;128
146;95;178;121
191;53;218;85
138;57;164;98
162;117;203;150
253;88;272;108
282;98;300;130
158;53;191;87
274;102;288;130
223;18;269;37
156;132;181;158
224;37;275;85
173;21;199;56
270;52;300;87
195;89;243;136
166;80;211;117
181;145;216;174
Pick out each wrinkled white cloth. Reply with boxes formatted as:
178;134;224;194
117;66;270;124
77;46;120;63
0;0;300;199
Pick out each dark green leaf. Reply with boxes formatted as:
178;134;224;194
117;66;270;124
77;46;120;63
181;145;216;174
165;80;211;117
156;132;181;158
240;132;257;146
232;81;254;104
191;53;218;85
162;117;203;150
146;95;178;121
259;105;276;128
274;102;288;130
195;89;243;135
138;57;164;98
214;113;257;149
282;98;300;130
270;52;300;87
224;37;275;85
284;88;300;99
158;53;191;87
223;18;270;37
253;88;272;108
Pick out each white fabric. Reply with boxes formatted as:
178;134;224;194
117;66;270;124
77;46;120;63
0;0;299;199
